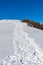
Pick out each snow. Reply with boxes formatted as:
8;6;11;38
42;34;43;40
0;20;43;65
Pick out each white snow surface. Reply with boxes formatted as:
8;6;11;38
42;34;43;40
0;20;43;65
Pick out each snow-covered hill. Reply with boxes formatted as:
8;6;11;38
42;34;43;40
0;20;43;65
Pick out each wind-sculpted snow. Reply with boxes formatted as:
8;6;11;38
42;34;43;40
0;20;43;65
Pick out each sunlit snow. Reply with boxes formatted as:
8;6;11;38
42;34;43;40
0;20;43;65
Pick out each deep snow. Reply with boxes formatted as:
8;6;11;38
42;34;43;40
0;20;43;65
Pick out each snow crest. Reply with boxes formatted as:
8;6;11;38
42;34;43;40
0;20;43;65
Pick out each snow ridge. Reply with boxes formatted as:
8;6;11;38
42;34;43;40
0;20;43;65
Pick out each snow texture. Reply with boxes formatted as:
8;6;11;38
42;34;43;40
0;20;43;65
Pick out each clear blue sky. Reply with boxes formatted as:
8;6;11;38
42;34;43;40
0;0;43;23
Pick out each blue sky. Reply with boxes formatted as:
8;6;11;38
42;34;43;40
0;0;43;23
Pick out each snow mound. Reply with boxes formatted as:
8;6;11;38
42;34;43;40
0;20;43;65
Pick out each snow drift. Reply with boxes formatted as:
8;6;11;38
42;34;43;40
0;20;43;65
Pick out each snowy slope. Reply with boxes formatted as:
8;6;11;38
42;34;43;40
0;20;43;65
23;23;43;50
0;20;14;60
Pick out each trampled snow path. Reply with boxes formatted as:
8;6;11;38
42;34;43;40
0;20;43;65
